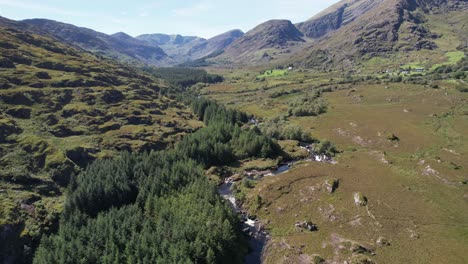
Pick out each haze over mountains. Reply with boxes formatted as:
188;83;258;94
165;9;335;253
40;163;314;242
137;29;244;63
1;0;465;69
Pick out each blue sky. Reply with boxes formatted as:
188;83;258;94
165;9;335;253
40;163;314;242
0;0;341;38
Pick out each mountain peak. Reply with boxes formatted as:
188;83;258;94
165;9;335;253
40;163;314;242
111;32;133;40
214;19;304;63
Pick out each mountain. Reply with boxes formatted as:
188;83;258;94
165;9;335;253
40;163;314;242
137;33;203;46
293;0;468;68
137;33;206;62
210;0;466;68
188;29;244;60
213;20;306;64
137;30;244;63
20;19;173;66
0;16;203;262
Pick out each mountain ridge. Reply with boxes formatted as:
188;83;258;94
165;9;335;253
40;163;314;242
1;0;466;69
20;18;174;66
210;0;467;68
215;19;305;64
137;29;244;62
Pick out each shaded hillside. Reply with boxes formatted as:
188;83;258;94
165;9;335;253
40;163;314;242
188;29;244;59
0;17;202;262
137;30;244;63
215;20;305;64
20;18;173;66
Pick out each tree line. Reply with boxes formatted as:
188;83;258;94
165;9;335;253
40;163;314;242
142;67;224;88
33;97;282;264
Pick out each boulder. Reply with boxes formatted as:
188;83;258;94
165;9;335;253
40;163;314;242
386;133;399;141
354;192;368;206
323;178;339;193
312;255;325;264
295;221;318;232
351;243;374;255
376;237;390;246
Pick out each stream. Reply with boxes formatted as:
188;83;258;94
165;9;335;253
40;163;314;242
218;166;285;264
218;149;335;264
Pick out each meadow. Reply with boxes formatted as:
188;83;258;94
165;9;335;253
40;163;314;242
201;59;468;263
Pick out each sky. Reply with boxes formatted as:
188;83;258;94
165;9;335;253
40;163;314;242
0;0;341;38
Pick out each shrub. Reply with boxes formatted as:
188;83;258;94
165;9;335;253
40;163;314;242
457;86;468;93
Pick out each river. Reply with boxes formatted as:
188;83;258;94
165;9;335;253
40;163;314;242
218;163;293;264
218;152;335;263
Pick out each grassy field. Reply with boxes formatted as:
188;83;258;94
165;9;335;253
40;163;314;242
430;51;465;71
202;66;468;263
257;69;289;79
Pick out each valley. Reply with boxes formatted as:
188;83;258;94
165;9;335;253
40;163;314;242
0;0;467;263
201;68;468;263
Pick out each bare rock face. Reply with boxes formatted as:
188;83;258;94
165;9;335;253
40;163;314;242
297;3;347;39
188;29;244;59
219;19;305;63
293;0;466;69
227;20;304;51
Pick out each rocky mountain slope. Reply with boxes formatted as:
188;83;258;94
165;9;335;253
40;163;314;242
295;0;468;68
188;29;244;60
0;16;202;262
136;33;206;62
20;18;173;66
211;0;467;68
215;20;306;64
3;0;466;68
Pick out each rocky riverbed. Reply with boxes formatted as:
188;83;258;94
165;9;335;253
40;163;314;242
218;150;335;264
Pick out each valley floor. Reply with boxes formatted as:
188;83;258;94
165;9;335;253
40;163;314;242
202;69;468;263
